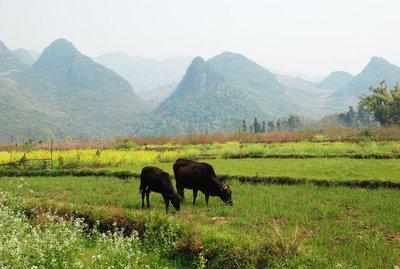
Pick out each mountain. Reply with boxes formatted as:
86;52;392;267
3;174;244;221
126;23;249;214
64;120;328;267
326;57;400;111
275;74;331;117
0;40;27;72
12;48;38;66
13;38;149;138
318;71;353;90
95;52;192;95
0;78;80;140
155;52;299;133
207;52;299;116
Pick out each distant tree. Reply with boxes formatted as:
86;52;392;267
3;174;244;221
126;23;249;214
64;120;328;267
253;118;261;133
276;119;281;131
359;81;400;126
288;115;302;130
282;118;289;130
357;105;374;126
261;120;266;132
267;121;275;132
241;119;247;132
338;106;357;127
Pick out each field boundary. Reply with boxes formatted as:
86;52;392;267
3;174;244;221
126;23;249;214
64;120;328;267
1;168;399;190
219;175;400;189
201;153;400;160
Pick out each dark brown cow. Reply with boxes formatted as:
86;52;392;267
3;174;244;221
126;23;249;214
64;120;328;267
140;166;181;212
173;158;232;205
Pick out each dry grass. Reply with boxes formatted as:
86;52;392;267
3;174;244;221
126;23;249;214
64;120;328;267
2;126;400;151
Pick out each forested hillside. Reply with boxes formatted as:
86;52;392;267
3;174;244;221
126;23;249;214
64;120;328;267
1;39;149;140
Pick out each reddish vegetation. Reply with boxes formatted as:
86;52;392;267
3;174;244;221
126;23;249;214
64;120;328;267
1;126;400;151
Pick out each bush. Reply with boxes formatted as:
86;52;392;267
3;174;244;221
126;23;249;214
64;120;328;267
116;139;138;150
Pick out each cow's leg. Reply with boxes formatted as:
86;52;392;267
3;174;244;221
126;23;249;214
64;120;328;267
205;194;209;205
177;184;185;202
141;190;146;208
181;189;185;201
146;190;151;208
193;189;198;205
162;194;170;213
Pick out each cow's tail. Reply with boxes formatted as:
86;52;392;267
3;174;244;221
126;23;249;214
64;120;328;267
139;169;146;193
139;181;144;193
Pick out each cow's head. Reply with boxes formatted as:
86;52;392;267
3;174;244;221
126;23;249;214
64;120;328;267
220;185;233;205
171;193;181;211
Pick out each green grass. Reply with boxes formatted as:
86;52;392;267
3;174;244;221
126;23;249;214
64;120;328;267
110;158;400;182
1;176;399;268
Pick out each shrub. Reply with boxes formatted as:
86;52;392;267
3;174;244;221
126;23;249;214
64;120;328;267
116;139;138;150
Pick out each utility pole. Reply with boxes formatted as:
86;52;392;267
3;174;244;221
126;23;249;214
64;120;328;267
50;138;54;170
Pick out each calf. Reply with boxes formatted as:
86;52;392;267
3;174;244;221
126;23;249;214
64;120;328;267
173;158;232;205
140;166;181;212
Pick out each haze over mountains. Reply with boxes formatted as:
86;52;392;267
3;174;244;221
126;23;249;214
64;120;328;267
0;41;27;72
95;52;192;104
11;48;41;66
1;38;400;140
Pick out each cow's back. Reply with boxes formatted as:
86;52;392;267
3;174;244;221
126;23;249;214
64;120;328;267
141;166;173;194
173;159;218;191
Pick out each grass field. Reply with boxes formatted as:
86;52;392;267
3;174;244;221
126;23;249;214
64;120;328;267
110;158;400;182
0;176;399;268
1;139;399;268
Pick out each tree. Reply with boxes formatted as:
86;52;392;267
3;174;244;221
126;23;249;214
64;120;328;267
241;119;247;132
267;121;275;132
357;105;374;126
338;106;357;127
261;120;266;132
359;81;400;126
276;119;281;131
253;118;261;133
288;115;302;130
280;118;289;130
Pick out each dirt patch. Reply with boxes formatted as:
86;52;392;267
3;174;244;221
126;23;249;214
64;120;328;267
271;216;290;226
384;231;399;245
344;204;358;219
210;216;229;224
333;236;348;244
359;224;383;236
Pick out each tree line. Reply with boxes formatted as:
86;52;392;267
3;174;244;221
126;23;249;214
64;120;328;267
240;115;303;133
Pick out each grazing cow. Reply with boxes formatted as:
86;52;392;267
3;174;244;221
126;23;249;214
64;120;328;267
173;158;232;205
140;166;181;212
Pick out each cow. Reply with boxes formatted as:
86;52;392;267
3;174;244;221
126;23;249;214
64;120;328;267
173;158;232;205
140;166;181;212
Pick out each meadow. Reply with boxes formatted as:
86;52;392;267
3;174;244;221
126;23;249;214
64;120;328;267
0;176;398;268
0;138;399;268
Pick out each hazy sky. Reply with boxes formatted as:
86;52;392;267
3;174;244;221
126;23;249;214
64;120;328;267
1;0;399;76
